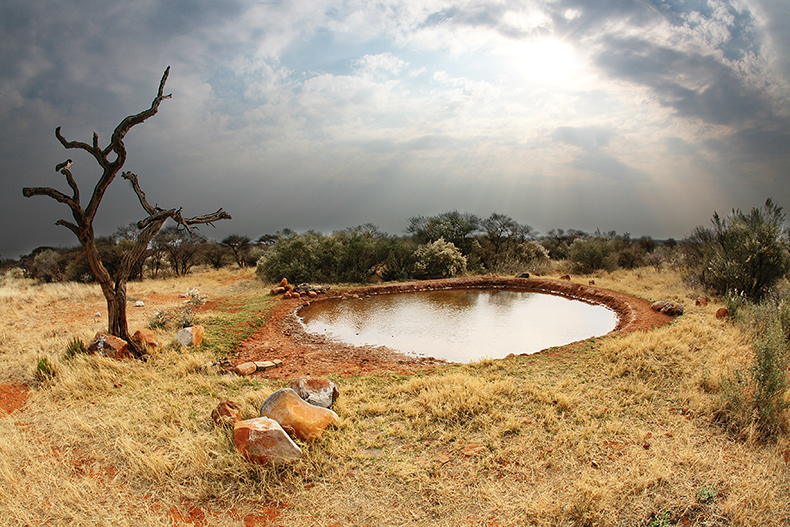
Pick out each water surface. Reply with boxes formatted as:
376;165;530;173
299;289;617;362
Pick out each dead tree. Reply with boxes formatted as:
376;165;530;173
23;67;231;357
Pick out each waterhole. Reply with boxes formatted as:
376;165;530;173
298;289;617;363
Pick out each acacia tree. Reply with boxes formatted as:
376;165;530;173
22;67;231;357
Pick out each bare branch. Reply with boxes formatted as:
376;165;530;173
55;127;104;161
121;171;158;215
107;67;172;155
22;185;78;210
55;219;80;237
183;208;232;225
62;168;80;203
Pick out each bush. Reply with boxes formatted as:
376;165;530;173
255;231;341;284
717;298;790;442
413;238;467;279
568;238;615;274
690;199;790;301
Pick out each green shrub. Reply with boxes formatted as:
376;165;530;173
64;337;87;359
693;199;790;301
568;238;615;274
413;238;467;279
35;357;57;382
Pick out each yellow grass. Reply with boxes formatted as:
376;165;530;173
0;266;788;526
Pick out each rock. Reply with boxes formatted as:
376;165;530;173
283;292;293;299
234;417;302;465
176;325;204;347
308;290;318;298
270;286;286;296
131;329;161;350
290;377;340;408
234;362;257;376
662;303;684;316
588;280;595;285
259;388;339;442
560;275;571;281
516;272;530;279
254;360;282;372
696;297;708;307
135;300;145;307
716;307;729;319
279;278;289;288
87;333;131;360
212;400;242;427
652;301;684;316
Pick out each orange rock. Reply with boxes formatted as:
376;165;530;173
560;275;571;281
696;297;708;307
131;329;161;350
716;307;728;319
279;278;289;288
88;333;131;360
259;388;339;442
212;400;242;427
234;417;302;465
308;290;318;298
234;362;257;376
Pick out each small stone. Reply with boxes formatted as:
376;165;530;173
696;297;708;307
279;278;289;288
234;362;257;376
234;417;302;465
560;275;571;281
131;329;161;350
254;361;278;372
462;442;485;457
87;333;131;360
290;377;340;408
212;400;242;427
516;272;530;279
259;388;339;442
716;307;729;319
175;325;204;346
135;300;145;307
270;286;286;296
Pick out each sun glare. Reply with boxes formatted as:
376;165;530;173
506;38;579;84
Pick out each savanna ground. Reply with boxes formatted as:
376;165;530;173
1;267;788;526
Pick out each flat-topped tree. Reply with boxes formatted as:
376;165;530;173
23;67;231;358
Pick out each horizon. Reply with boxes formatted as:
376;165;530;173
2;0;789;260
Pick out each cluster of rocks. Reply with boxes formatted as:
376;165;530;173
212;377;340;465
85;325;204;360
270;278;331;299
650;300;684;316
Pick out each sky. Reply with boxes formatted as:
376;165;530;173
2;0;789;259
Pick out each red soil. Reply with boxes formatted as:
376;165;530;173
0;382;29;415
234;276;672;381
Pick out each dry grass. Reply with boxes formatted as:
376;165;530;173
1;266;789;526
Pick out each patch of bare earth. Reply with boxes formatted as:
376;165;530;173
0;382;29;414
234;276;672;380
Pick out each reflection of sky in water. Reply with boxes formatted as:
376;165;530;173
299;290;617;363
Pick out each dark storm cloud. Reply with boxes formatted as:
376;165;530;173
595;37;772;127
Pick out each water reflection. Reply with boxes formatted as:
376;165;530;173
299;289;617;363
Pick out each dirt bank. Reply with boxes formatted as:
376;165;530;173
234;276;672;380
